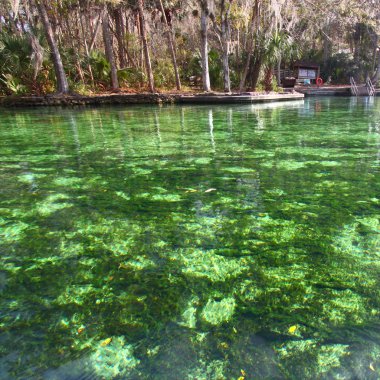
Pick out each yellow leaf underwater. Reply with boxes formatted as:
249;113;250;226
288;325;298;334
369;363;375;371
100;337;112;347
205;188;217;193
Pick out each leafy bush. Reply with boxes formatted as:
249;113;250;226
153;58;176;88
179;49;224;89
87;51;110;84
208;49;223;89
0;74;27;95
0;32;33;94
321;53;358;84
118;67;145;88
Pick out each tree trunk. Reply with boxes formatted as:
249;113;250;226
322;27;331;67
113;7;127;68
239;0;260;92
89;10;103;52
264;66;273;92
36;0;69;94
158;0;181;90
276;57;281;85
78;4;95;87
222;38;230;92
240;53;252;92
102;7;119;91
251;55;262;90
221;0;231;92
137;0;155;93
372;52;380;85
200;2;211;92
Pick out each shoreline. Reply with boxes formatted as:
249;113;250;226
0;92;304;108
1;86;378;107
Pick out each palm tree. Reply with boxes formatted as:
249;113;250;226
263;32;300;91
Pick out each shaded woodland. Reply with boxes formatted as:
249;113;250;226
0;0;379;95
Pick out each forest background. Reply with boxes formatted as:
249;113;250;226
0;0;379;96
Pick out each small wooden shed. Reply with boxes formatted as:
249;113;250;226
292;62;320;84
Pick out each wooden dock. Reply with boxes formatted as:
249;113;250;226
295;85;351;96
178;92;304;104
296;84;380;97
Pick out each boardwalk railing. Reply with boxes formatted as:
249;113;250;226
366;77;376;96
350;77;358;96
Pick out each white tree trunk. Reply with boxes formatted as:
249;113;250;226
200;4;211;92
221;11;231;92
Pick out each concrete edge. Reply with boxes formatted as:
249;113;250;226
0;92;305;107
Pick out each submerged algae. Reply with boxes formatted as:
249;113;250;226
201;298;236;325
0;98;379;379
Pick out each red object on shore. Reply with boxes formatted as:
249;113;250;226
316;77;323;86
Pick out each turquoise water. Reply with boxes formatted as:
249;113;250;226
0;98;379;379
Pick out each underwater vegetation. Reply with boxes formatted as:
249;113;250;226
0;98;379;379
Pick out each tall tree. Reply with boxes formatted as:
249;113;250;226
113;5;127;68
212;0;232;92
137;0;155;93
158;0;181;90
101;5;119;91
35;0;69;94
239;0;260;91
199;0;211;91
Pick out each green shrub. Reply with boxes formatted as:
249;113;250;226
153;59;176;88
117;67;145;88
321;53;358;84
0;74;28;95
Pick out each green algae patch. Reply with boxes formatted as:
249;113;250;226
151;193;182;202
36;194;73;216
53;177;83;186
275;340;350;378
261;160;307;170
165;248;250;282
91;337;140;379
201;298;236;325
0;221;30;244
179;296;199;329
115;191;131;201
18;173;47;184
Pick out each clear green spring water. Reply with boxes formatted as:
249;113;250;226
0;98;379;379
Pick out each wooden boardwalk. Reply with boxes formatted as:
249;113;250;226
178;92;304;104
296;85;380;97
296;85;351;96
